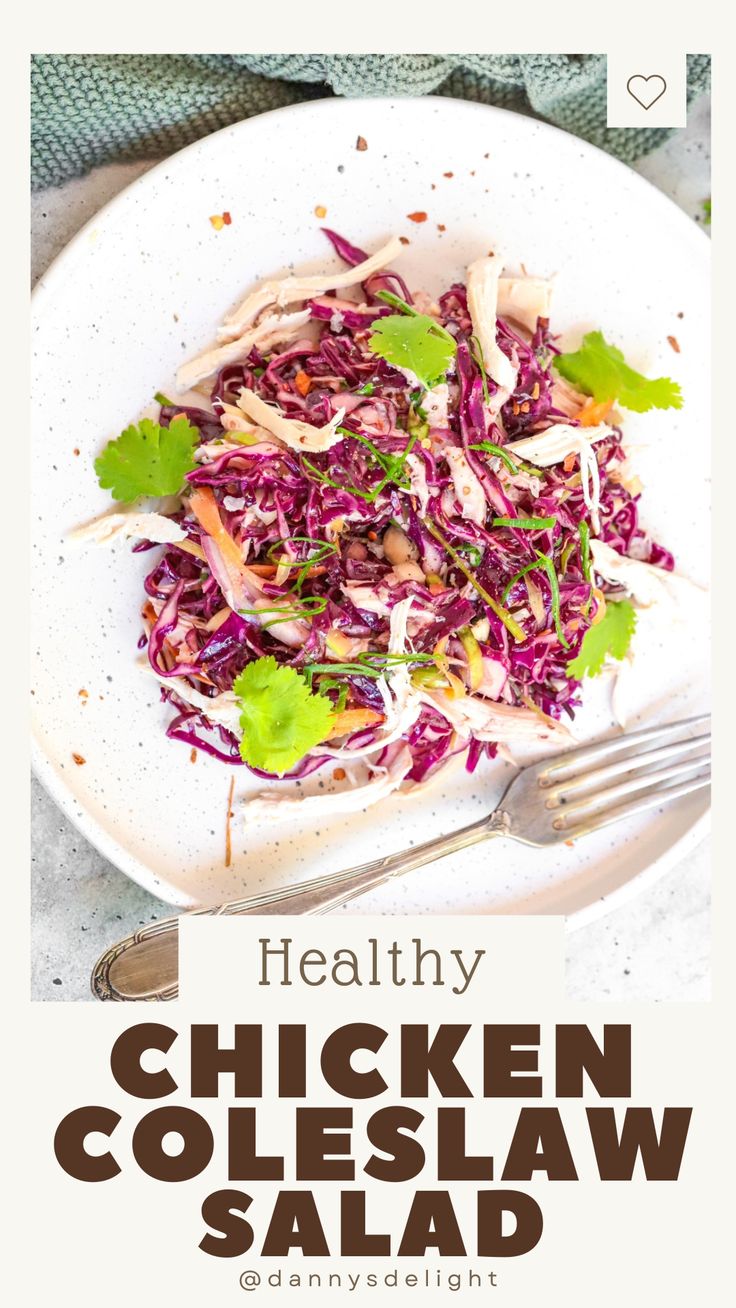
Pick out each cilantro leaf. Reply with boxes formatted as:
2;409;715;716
554;331;682;413
368;313;456;388
233;656;335;774
94;417;199;502
566;600;637;679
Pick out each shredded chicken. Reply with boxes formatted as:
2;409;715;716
444;446;487;525
422;382;450;428
219;235;405;340
466;254;518;394
176;309;311;391
144;664;241;734
237;387;346;452
590;539;706;608
418;690;573;745
506;422;614;466
506;422;613;533
497;276;553;334
406;452;431;515
69;511;187;547
243;746;414;824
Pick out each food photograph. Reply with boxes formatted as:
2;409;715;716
30;54;711;1001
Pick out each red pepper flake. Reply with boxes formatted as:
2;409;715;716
437;223;446;233
470;170;476;176
407;211;428;223
367;530;378;541
667;335;681;353
78;688;88;699
190;748;197;764
430;183;436;190
356;135;368;151
564;838;575;848
484;152;490;158
72;753;86;766
314;204;327;219
224;774;235;868
333;767;347;781
73;447;80;457
209;214;225;231
677;311;684;319
443;171;454;178
294;369;312;396
222;211;232;225
399;236;410;245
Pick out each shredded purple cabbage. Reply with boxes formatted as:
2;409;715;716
136;229;673;782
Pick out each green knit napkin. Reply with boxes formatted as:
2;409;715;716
31;53;710;191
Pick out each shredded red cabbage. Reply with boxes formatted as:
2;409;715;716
134;230;673;782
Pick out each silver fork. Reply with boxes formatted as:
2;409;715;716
91;714;710;1001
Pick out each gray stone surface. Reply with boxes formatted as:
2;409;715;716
31;98;711;1001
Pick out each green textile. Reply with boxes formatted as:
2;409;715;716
31;53;710;191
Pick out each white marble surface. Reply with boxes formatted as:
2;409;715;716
30;98;711;1001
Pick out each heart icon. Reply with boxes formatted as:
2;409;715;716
626;74;667;111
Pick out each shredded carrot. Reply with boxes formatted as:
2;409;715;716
245;563;278;577
189;486;246;576
433;638;467;699
189;485;225;537
294;370;312;396
579;398;613;427
224;775;235;868
590;587;607;625
248;561;328;579
563;453;577;473
325;629;354;659
326;708;384;740
72;752;86;766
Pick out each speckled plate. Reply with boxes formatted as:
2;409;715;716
31;98;710;919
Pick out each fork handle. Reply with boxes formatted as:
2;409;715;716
91;810;508;1001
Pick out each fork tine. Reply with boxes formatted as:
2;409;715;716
555;772;711;840
544;731;710;802
539;713;711;782
551;758;711;825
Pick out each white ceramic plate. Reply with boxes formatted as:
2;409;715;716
31;98;710;919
